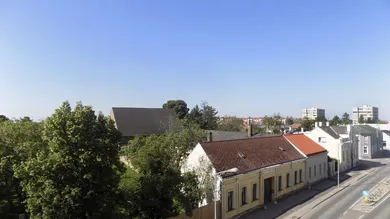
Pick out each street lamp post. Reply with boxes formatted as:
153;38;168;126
214;167;238;219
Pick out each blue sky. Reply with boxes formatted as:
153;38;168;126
1;0;390;120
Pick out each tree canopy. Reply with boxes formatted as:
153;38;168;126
217;116;244;132
163;100;189;120
0;115;9;122
341;112;352;124
330;115;341;126
187;102;218;130
0;119;44;217
15;102;124;219
120;120;206;218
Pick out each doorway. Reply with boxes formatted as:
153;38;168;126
263;177;273;204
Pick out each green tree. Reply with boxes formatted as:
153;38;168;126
0;115;9;122
15;102;124;219
217;116;244;132
330;115;341;126
200;102;218;130
315;116;327;122
301;117;315;131
0;119;44;217
285;117;294;125
341;112;351;124
359;115;365;124
121;120;205;218
187;105;204;127
163;100;189;119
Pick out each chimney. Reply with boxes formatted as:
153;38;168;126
207;132;212;142
347;125;351;134
319;122;323;127
326;121;330;126
248;124;253;137
301;127;304;133
315;122;318;128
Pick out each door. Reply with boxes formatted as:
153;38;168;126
264;177;273;204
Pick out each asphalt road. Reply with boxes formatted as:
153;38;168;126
301;159;390;219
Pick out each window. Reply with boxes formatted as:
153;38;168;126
252;183;257;201
278;175;282;191
241;187;247;205
227;191;234;211
383;141;387;147
314;166;317;177
319;164;322;174
318;137;326;143
363;146;368;154
309;167;312;179
299;169;302;182
286;173;290;187
294;171;298;184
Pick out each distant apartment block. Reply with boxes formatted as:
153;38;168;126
352;105;379;124
302;107;325;120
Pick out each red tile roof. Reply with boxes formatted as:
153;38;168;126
201;136;305;176
284;134;327;156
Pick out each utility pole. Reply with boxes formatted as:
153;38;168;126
338;142;340;188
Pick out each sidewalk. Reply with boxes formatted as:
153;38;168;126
241;165;377;219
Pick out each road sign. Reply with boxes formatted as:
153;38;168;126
362;190;369;197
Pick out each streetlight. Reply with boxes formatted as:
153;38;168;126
214;167;238;219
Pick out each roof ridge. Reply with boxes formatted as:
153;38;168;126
201;134;283;144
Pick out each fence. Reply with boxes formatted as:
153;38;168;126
169;201;220;219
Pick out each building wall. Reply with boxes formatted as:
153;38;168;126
352;105;379;124
302;108;325;120
221;160;305;219
306;152;328;185
357;133;383;159
305;128;352;172
182;143;218;207
383;133;390;149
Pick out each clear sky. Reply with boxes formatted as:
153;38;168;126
1;0;390;120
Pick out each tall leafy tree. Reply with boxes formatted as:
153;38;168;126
301;117;315;131
285;117;294;125
330;115;341;126
0;119;44;217
121;120;205;218
217;116;244;132
359;115;365;124
15;102;124;219
163;100;189;119
0;115;9;122
187;105;204;127
200;102;218;130
315;116;327;122
341;113;352;124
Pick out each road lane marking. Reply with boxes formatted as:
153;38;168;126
343;211;347;215
358;215;364;219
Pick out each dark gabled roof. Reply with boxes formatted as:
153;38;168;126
319;126;340;139
111;107;178;137
201;136;305;177
206;130;276;141
331;126;348;135
383;130;390;136
290;124;302;129
352;125;379;135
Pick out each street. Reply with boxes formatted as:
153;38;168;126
282;158;390;219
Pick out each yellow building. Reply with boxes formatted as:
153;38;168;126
185;135;306;219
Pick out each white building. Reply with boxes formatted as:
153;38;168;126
284;134;328;186
302;107;325;120
352;105;379;124
382;131;390;149
304;122;358;172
